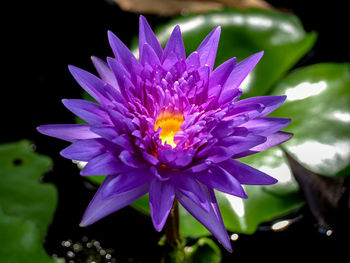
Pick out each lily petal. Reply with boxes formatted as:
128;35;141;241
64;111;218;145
102;170;152;199
234;95;287;117
60;138;106;161
80;175;149;226
162;25;186;63
241;117;291;136
68;65;110;105
81;152;133;176
62;99;111;125
233;131;293;158
139;15;163;60
149;178;175;231
195;165;247;198
108;30;139;74
91;56;119;89
220;159;277;185
37;124;99;142
219;51;264;105
197;26;221;70
174;174;209;212
177;184;232;251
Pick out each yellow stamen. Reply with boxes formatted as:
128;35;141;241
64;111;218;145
155;111;183;148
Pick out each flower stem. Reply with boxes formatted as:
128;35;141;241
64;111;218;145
165;199;180;245
162;199;185;263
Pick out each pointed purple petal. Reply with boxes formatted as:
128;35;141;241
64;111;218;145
90;125;119;142
234;95;287;116
174;175;209;212
112;134;134;151
80;175;149;226
119;150;147;168
195;166;247;198
142;151;160;165
172;152;194;168
250;131;292;152
176;184;232;251
102;169;152;199
81;152;133;176
62;99;111;126
162;25;186;62
186;51;201;69
106;107;129;133
60;139;106;161
91;56;119;89
140;43;161;66
157;148;177;164
224;103;264;122
139;15;163;60
68;65;110;106
219;51;264;105
37;124;99;142
207;146;235;163
162;51;178;71
241;117;291;136
149;178;175;231
218;134;267;154
108;30;139;73
211;119;244;138
184;160;212;173
220;159;277;185
197;27;221;70
209;57;237;95
107;57;130;88
233;131;293;158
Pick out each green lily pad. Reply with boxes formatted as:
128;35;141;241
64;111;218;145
177;147;303;236
132;8;316;98
184;237;221;263
0;140;58;238
270;63;350;177
219;146;303;234
0;207;60;263
0;141;60;262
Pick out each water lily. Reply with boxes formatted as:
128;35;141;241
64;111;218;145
37;15;291;251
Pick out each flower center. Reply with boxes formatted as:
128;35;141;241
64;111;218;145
155;111;183;148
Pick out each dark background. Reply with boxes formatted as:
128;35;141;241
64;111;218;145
3;0;349;262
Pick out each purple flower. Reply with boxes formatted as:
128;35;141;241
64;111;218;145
38;16;291;251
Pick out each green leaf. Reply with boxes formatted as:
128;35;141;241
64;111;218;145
0;140;58;238
0;140;60;263
270;63;350;177
184;237;221;263
132;8;316;98
85;175;106;185
178;147;303;236
0;207;58;263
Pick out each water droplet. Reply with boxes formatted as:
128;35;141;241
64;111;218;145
66;251;75;258
230;233;239;241
271;220;290;231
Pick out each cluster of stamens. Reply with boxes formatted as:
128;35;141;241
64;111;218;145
154;111;184;148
